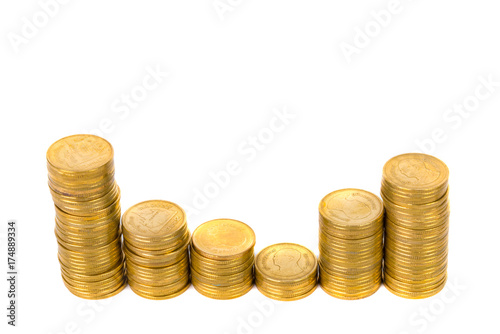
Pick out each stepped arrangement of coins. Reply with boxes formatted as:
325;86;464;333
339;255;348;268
46;134;452;303
255;243;317;301
122;200;190;299
47;134;125;299
381;153;449;299
191;219;255;299
318;189;384;299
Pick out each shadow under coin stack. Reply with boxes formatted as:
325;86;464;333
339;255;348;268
191;219;255;299
318;189;384;299
122;200;190;299
381;153;449;299
255;243;317;301
47;134;125;299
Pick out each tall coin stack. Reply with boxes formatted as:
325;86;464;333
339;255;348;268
122;200;190;299
318;189;384;299
47;134;125;299
381;153;449;299
191;219;255;299
255;243;317;301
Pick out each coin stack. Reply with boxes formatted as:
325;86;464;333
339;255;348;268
122;200;190;299
47;134;126;299
191;219;255;299
318;189;384;299
255;243;317;301
381;153;449;299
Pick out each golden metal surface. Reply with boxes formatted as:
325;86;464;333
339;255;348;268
318;188;383;300
381;153;450;299
191;219;256;260
190;219;255;300
255;243;317;301
47;135;125;299
121;200;191;299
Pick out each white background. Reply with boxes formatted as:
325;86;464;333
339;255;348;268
1;1;499;333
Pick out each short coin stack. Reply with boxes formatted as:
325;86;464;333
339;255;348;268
255;243;317;301
381;153;449;299
318;189;384;299
122;200;190;299
191;219;255;299
47;134;125;299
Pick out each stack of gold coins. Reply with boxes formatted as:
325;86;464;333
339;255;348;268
318;189;384;299
47;134;126;299
121;200;190;299
191;219;255;299
381;153;449;299
255;243;317;301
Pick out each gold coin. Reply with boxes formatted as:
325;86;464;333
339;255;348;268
256;275;317;292
191;219;256;260
320;275;380;290
191;275;253;292
123;227;190;252
318;188;383;299
382;153;448;191
126;256;189;276
191;265;253;286
384;274;447;299
257;284;316;301
63;279;126;300
191;254;254;276
52;186;120;214
122;200;187;241
129;282;190;300
48;135;125;299
123;244;188;268
47;134;114;174
381;153;450;299
127;267;189;286
55;205;121;227
62;268;125;290
320;280;380;300
61;261;124;282
121;200;191;300
319;189;384;231
254;243;318;300
192;283;253;300
190;246;253;267
128;271;190;290
255;243;317;284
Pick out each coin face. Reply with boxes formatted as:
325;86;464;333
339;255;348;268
256;243;317;281
122;200;186;238
192;219;255;259
383;153;449;190
319;189;383;226
47;134;113;172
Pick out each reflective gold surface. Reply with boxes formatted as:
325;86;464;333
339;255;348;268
255;243;317;301
47;134;125;299
381;153;450;299
318;189;384;299
122;200;190;299
191;219;255;299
